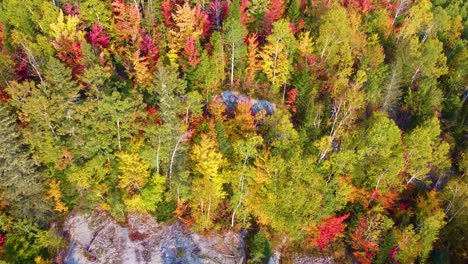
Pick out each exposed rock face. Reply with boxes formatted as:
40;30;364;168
64;211;245;264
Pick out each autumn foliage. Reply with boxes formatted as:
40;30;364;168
0;0;464;262
310;213;350;251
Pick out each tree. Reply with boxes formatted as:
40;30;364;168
310;213;350;251
260;19;297;95
167;2;207;66
224;0;248;87
262;0;285;35
49;11;86;77
415;191;446;263
404;117;450;185
46;179;68;213
2;220;63;264
229;134;263;227
117;151;166;213
350;206;394;264
0;105;51;224
393;225;422;263
80;0;113;28
190;134;227;230
6;58;81;166
352;112;405;201
147;63;189;191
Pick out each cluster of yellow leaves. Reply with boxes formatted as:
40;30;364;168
117;152;150;194
168;2;206;65
46;179;68;213
49;11;84;41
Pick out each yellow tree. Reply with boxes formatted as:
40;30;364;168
46;179;68;213
190;134;227;230
260;19;297;96
167;2;206;66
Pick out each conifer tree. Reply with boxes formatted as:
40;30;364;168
0;105;51;224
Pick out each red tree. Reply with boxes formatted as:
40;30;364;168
183;36;201;69
262;0;285;35
53;37;84;77
350;217;379;264
208;0;228;30
14;54;29;81
86;22;110;49
0;23;4;49
140;33;160;68
63;3;80;16
311;213;350;250
240;0;250;25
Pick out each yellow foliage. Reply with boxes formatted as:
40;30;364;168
297;31;314;57
46;179;68;213
117;152;150;194
49;11;84;41
130;50;153;85
169;2;205;53
35;256;53;264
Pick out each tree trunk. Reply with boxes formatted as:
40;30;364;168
231;43;235;87
117;119;121;151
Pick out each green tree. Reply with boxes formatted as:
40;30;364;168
0;105;51;224
2;221;63;264
229;134;263;228
147;63;189;195
6;58;81;166
352;112;405;197
404;117;450;185
224;0;248;87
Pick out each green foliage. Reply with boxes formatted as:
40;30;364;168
248;230;272;263
404;117;451;184
0;105;52;224
2;221;63;264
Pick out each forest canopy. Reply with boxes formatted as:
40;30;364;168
0;0;466;263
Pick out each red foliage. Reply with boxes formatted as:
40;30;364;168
161;0;180;28
286;88;298;113
0;88;10;102
208;0;228;30
193;5;211;39
14;56;29;81
139;33;160;65
311;213;350;250
53;37;84;77
286;88;297;104
0;23;4;50
262;0;285;35
0;234;4;249
86;23;110;49
350;217;379;264
399;202;408;210
377;191;399;209
389;246;400;262
240;0;250;25
63;3;80;16
183;36;201;68
289;19;305;35
145;106;161;125
343;0;373;13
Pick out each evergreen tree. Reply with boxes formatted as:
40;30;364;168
0;105;52;224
